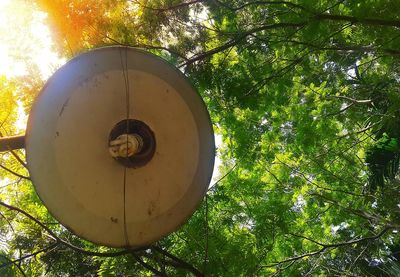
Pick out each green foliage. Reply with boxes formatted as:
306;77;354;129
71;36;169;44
366;133;400;191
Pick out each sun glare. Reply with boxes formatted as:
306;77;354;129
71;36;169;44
0;0;66;131
0;0;65;79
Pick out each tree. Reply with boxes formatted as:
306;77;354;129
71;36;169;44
1;0;400;275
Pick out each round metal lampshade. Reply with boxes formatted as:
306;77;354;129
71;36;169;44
25;47;215;248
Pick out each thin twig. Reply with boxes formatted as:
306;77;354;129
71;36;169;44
208;163;237;191
0;243;58;269
261;227;391;268
0;164;30;180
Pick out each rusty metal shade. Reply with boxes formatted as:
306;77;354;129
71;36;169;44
25;47;215;248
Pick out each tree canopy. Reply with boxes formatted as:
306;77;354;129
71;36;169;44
1;0;400;276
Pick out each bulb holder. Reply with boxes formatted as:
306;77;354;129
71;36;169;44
109;119;156;168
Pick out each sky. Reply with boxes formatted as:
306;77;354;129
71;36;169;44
0;0;65;78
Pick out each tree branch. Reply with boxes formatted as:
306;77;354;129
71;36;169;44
0;254;26;277
274;157;366;197
0;211;15;232
329;95;372;104
152;245;204;277
132;0;204;12
0;200;204;276
8;149;28;169
324;102;355;117
180;22;306;67
103;35;189;62
0;164;30;180
131;252;167;277
213;0;307;12
179;11;399;67
272;39;400;56
288;233;327;247
0;135;25;152
308;193;396;227
261;227;391;268
315;13;400;28
336;122;378;139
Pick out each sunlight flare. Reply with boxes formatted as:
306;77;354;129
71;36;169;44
0;0;65;79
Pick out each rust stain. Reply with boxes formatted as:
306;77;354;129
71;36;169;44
147;201;156;216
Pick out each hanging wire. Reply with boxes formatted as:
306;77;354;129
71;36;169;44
119;46;131;247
